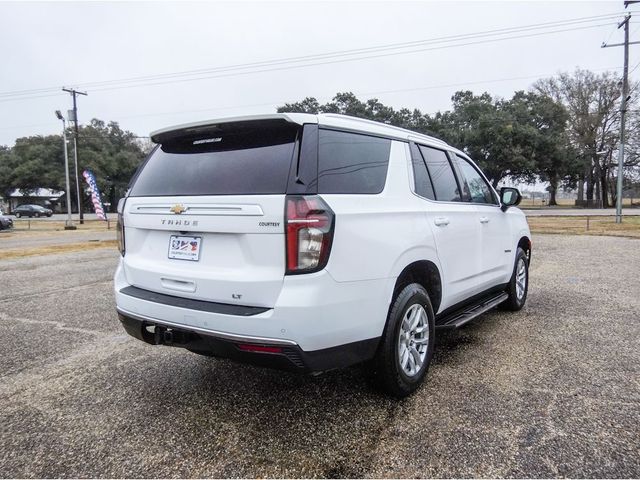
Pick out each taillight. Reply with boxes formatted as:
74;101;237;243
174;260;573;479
116;198;126;256
285;195;335;275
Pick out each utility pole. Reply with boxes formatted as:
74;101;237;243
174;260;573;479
602;6;639;223
55;111;75;230
616;15;630;224
62;87;87;224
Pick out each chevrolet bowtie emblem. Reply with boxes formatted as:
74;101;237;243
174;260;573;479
169;204;187;215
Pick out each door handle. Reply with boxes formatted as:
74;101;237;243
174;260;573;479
479;216;490;224
434;217;450;227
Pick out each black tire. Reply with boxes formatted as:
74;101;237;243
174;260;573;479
501;247;529;311
369;283;435;398
15;212;21;218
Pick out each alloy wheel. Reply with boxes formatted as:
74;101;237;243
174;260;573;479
397;304;429;377
516;258;527;301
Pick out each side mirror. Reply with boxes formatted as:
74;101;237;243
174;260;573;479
500;187;522;212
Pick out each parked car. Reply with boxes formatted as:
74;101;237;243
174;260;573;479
0;211;13;230
114;113;531;397
13;204;53;218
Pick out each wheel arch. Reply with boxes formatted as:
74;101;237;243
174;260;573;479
517;235;532;263
391;260;442;315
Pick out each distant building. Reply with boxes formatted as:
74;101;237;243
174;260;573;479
6;188;65;213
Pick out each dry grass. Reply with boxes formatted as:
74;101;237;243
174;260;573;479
11;219;114;232
1;230;108;240
0;240;117;260
519;198;574;207
528;216;640;238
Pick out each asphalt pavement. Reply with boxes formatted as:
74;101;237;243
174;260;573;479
0;235;639;477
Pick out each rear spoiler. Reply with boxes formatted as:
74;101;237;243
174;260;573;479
150;113;317;144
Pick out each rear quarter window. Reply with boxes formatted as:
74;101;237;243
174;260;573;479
317;129;391;194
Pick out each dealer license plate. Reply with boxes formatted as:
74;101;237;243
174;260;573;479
168;235;202;261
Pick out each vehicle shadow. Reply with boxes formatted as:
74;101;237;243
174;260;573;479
100;351;399;478
92;324;486;478
3;313;506;478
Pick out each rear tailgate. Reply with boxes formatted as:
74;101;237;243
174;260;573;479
121;118;302;308
122;195;285;307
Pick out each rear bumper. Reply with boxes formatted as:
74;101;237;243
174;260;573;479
114;260;392;352
118;309;379;373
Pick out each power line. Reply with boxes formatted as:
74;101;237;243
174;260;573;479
0;65;630;134
0;13;625;102
60;13;628;89
111;66;623;121
0;92;66;103
0;21;616;103
91;23;618;93
603;19;622;45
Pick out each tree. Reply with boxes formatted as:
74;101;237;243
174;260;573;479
0;135;66;207
425;91;539;187
278;90;571;189
506;91;576;205
76;119;149;210
0;119;147;213
277;96;321;114
278;92;431;133
533;68;639;208
0;146;21;200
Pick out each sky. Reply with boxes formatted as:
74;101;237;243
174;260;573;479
0;0;638;147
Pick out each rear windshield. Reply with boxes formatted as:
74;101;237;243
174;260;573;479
129;121;299;196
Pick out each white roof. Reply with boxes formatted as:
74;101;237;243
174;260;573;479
9;188;64;198
317;114;450;148
149;113;451;150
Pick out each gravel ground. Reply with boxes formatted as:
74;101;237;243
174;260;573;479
0;234;639;478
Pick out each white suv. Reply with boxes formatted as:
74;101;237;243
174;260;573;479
114;113;531;397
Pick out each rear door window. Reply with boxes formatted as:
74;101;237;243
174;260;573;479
418;145;461;202
317;129;391;194
129;122;299;196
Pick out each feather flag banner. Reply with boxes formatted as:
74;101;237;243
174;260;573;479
82;169;107;220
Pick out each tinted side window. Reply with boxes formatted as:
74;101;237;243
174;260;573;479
317;129;391;194
409;143;435;200
419;145;461;202
454;155;496;204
